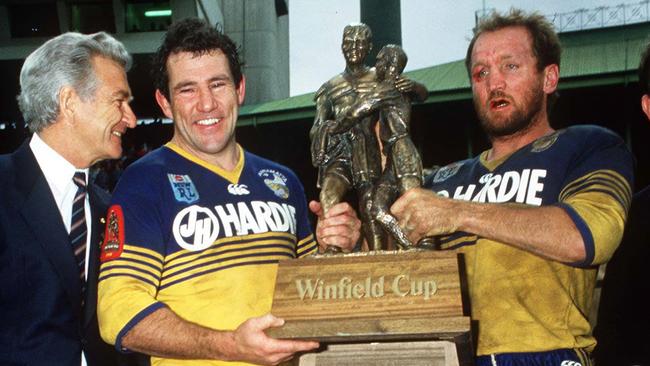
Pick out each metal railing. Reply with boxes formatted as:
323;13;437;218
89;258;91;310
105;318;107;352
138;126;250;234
476;1;650;33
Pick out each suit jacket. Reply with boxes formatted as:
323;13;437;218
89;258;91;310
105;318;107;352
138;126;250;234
0;140;143;366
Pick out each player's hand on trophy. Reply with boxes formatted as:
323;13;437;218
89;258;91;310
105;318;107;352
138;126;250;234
309;201;361;253
391;188;461;244
230;314;319;365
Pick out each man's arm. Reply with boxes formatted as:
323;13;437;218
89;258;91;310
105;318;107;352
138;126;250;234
310;92;333;166
395;77;428;102
328;84;400;134
391;188;586;263
121;308;317;365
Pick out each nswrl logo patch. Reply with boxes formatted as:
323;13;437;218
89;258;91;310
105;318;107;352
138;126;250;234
167;174;199;204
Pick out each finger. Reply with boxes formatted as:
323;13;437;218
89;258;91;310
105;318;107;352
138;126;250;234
391;188;420;216
320;213;360;229
323;202;356;218
318;223;357;242
308;201;324;217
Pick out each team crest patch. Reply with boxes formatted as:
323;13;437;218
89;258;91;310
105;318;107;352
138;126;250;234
531;131;560;153
432;162;463;183
167;174;199;203
258;169;290;199
100;205;125;262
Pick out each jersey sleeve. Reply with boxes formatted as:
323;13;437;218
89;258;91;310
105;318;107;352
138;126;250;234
557;127;634;266
288;171;317;258
97;164;167;351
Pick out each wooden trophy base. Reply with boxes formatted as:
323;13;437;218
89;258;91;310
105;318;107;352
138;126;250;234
294;340;460;366
269;250;473;365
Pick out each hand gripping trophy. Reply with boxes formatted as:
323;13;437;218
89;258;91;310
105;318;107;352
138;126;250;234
310;23;427;252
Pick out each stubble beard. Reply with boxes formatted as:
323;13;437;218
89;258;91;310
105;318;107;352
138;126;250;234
475;85;545;140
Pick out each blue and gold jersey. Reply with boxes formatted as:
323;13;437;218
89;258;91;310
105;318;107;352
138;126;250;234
425;125;633;356
97;143;317;366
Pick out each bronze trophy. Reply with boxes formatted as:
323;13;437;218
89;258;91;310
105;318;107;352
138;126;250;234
310;23;427;251
269;24;471;365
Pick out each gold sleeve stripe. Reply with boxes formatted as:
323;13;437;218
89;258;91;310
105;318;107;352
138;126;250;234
561;176;630;208
159;255;292;290
98;268;160;289
297;234;315;246
102;252;163;273
121;244;165;263
438;234;478;250
297;238;317;257
163;242;296;277
164;231;297;263
100;259;161;282
561;170;630;199
560;170;631;209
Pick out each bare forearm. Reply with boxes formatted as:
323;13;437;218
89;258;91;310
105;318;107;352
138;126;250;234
456;201;585;262
392;189;586;263
122;307;235;361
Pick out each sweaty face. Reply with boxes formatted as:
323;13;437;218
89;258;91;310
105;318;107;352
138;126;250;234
469;26;548;138
157;50;245;167
341;27;371;66
75;56;136;165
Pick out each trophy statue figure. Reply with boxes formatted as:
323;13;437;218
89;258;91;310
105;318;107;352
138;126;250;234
310;24;427;251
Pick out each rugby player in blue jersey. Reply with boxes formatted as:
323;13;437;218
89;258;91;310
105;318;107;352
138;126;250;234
324;8;634;366
97;18;356;366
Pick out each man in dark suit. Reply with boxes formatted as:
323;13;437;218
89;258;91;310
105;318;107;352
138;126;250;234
0;31;137;365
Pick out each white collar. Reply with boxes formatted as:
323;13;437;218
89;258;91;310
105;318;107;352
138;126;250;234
29;133;88;198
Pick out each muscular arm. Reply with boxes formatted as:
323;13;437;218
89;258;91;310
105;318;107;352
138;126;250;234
391;188;586;263
310;93;333;166
122;308;317;365
329;84;400;134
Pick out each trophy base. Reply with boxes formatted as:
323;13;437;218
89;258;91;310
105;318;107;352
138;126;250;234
291;340;461;366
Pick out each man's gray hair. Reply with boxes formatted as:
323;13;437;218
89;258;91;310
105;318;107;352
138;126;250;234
17;32;132;133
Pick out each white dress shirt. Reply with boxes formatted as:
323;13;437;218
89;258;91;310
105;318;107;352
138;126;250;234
29;134;92;279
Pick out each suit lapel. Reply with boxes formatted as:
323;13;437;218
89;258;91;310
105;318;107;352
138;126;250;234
84;185;108;329
14;142;82;310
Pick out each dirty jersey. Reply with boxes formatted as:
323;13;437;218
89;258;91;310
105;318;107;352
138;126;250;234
425;125;633;356
98;143;317;366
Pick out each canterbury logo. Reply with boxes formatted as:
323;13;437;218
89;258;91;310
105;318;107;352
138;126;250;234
560;361;582;366
227;184;250;195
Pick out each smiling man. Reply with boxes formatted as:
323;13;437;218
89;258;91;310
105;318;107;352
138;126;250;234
378;9;632;365
0;32;137;366
96;18;343;366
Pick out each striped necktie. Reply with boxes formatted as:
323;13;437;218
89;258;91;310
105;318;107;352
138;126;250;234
70;171;87;283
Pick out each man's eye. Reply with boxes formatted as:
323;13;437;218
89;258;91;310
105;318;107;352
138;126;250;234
505;63;519;71
474;69;488;80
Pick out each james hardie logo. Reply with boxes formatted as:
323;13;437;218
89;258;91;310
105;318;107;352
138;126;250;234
172;205;219;251
258;169;290;199
227;184;250;195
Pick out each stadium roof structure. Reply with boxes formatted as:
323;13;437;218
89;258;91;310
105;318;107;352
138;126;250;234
238;22;650;127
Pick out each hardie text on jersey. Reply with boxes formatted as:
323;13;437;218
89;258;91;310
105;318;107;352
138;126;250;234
437;169;547;205
172;201;297;251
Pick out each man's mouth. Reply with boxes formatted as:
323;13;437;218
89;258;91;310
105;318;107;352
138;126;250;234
196;118;221;126
490;98;510;110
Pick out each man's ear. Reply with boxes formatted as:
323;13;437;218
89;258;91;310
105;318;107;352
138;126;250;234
641;94;650;121
155;89;174;119
543;64;559;94
237;75;246;106
59;86;77;123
